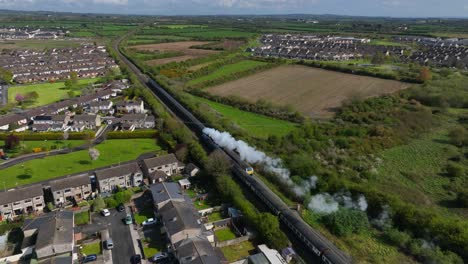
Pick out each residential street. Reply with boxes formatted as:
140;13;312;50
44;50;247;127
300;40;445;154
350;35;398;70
93;208;135;264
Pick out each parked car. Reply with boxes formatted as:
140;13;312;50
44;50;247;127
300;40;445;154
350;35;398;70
1;155;9;160
101;209;111;217
142;218;157;226
151;252;168;262
104;238;114;250
82;254;97;263
125;214;132;225
130;254;142;264
117;204;125;212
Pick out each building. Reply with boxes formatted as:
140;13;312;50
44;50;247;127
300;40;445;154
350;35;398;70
175;236;220;264
0;184;45;220
73;114;101;130
46;173;93;206
116;100;145;113
249;245;287;264
88;100;114;114
119;114;155;130
22;211;74;261
95;162;143;194
143;154;184;177
0;79;7;106
32;115;70;132
150;182;186;209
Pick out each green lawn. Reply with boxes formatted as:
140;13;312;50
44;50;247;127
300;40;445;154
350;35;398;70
215;228;236;241
207;211;224;222
9;78;98;108
134;208;154;225
370;40;404;46
220;241;256;262
190;96;297;138
3;140;85;157
177;30;257;39
0;139;162;189
80;242;102;256
75;211;90;226
187;60;268;86
142;229;166;258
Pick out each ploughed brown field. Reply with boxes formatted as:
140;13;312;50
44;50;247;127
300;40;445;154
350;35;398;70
206;65;412;118
132;41;219;65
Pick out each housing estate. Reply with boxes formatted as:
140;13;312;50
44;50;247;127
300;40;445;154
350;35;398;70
95;162;144;194
143;153;185;179
45;173;93;206
0;184;45;221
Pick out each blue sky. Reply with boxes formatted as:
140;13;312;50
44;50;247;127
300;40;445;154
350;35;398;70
0;0;467;17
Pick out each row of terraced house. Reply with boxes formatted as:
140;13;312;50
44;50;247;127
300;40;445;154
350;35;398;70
0;153;192;221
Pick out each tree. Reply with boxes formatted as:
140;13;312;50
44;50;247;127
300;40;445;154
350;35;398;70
93;197;105;212
14;93;25;105
256;212;289;249
418;67;432;82
89;148;100;161
4;134;20;149
446;162;464;178
70;71;78;85
371;52;386;64
26;91;39;102
456;191;468;207
206;150;230;177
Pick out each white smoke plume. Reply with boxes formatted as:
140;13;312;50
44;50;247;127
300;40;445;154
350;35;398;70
372;205;392;229
308;192;368;214
203;127;316;197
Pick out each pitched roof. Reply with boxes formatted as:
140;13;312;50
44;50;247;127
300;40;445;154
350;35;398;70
74;114;98;122
159;200;201;238
150;182;185;205
47;173;91;191
0;184;44;205
177;236;220;264
95;162;141;181
34;211;74;255
143;154;178;169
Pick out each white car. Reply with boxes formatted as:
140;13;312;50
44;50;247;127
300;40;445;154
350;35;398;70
142;218;157;226
151;252;168;262
101;209;111;217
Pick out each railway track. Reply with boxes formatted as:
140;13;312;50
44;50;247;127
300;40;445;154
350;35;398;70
113;35;352;264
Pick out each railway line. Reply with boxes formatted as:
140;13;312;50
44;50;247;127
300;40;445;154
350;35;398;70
113;35;352;264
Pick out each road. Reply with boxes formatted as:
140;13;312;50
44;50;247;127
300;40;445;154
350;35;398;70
93;209;135;264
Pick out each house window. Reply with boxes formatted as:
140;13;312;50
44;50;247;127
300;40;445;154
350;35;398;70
64;189;71;193
13;202;20;206
56;191;61;194
119;176;124;180
35;197;41;200
56;199;60;202
3;205;8;208
25;199;32;203
36;204;43;207
157;166;162;170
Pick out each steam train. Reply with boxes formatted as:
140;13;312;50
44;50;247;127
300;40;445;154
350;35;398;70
117;47;352;264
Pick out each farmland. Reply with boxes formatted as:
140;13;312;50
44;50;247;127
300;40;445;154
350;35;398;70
132;41;219;65
0;39;84;50
0;139;163;188
189;96;297;138
8;78;99;108
207;65;412;118
187;60;269;86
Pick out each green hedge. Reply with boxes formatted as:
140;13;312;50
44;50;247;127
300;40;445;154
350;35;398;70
107;130;157;139
0;132;95;141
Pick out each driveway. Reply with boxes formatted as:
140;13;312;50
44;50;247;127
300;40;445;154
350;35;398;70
93;208;135;264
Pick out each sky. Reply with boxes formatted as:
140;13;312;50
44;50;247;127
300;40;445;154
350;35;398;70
0;0;467;18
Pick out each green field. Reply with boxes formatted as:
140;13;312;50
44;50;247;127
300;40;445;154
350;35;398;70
3;140;85;157
370;40;404;46
0;39;84;50
375;124;458;206
68;31;97;37
162;25;207;29
187;60;268;86
220;241;256;262
75;211;90;225
176;30;257;39
0;139;162;188
190;96;297;138
8;78;98;108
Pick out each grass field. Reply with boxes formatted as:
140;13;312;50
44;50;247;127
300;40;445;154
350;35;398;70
67;31;97;37
220;241;256;262
80;242;101;256
75;211;90;226
375;124;458;206
187;60;268;86
8;78;98;108
370;40;404;46
176;30;257;39
206;65;412;118
190;96;297;138
0;139;162;188
3;140;85;157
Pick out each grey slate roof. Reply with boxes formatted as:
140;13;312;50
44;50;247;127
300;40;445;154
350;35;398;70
74;114;97;122
143;153;178;169
159;200;201;237
0;184;44;205
29;211;74;253
47;173;91;191
177;236;220;264
95;162;141;181
150;182;185;205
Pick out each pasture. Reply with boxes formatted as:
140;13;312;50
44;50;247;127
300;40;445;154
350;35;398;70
8;78;98;108
0;39;83;50
207;65;412;118
132;41;219;65
189;96;297;138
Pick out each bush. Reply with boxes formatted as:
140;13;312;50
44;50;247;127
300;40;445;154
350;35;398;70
107;130;157;139
4;134;20;149
446;162;465;178
456;191;468;207
322;209;370;236
93;197;106;212
448;127;468;147
0;132;95;141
